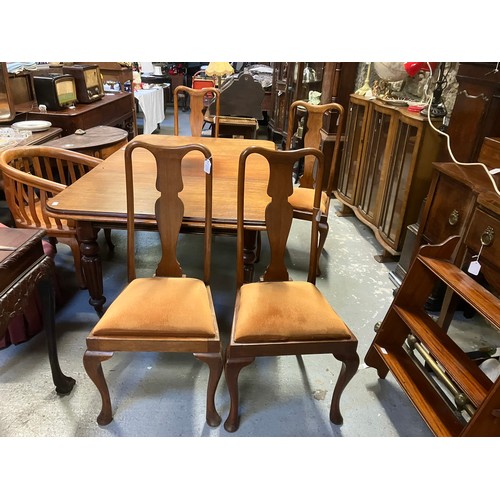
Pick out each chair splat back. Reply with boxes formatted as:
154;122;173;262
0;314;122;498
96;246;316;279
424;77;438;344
285;100;344;191
174;86;221;138
124;140;213;283
237;146;325;287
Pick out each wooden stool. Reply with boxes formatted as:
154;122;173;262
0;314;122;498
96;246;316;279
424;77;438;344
44;125;128;159
208;116;259;139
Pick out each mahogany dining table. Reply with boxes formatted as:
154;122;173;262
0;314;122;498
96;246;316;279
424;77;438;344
45;134;276;314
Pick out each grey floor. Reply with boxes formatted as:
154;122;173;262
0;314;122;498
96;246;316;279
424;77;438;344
1;107;498;489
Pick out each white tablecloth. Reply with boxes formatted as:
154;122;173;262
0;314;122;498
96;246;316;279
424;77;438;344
134;87;165;134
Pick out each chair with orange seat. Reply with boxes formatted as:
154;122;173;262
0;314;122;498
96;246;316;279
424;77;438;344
223;146;359;432
83;139;223;427
285;100;345;274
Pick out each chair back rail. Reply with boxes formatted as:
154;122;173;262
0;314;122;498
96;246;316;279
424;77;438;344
124;140;213;284
285;100;345;193
237;146;324;287
174;86;221;138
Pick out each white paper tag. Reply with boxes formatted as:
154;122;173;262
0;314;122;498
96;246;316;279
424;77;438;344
468;260;481;276
204;158;211;174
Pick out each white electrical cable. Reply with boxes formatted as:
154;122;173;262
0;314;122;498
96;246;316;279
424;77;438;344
424;62;500;197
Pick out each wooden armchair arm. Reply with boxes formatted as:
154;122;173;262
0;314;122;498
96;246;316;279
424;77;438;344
0;162;66;193
1;146;103;168
0;146;102;231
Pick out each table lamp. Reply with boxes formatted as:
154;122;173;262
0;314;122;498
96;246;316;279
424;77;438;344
355;62;372;96
205;62;234;88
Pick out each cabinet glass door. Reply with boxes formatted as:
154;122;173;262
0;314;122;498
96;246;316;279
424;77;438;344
358;106;393;225
296;63;324;101
379;120;421;249
336;98;367;206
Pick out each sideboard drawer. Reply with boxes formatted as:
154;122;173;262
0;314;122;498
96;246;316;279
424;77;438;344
422;174;474;244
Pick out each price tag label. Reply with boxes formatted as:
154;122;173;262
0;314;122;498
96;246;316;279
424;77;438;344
468;260;481;276
204;158;212;174
468;243;484;276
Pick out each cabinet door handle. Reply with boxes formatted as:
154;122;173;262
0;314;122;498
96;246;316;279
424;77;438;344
480;226;495;246
448;209;460;226
458;90;489;101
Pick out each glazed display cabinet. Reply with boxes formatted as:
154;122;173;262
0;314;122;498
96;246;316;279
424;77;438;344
268;62;357;152
333;94;442;262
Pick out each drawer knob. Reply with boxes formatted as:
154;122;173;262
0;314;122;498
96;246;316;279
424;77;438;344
480;226;495;246
448;209;459;226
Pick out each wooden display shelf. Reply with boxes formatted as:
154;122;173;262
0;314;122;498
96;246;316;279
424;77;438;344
365;236;500;437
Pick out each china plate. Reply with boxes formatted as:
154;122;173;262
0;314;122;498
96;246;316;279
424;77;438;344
376;97;409;107
12;120;52;132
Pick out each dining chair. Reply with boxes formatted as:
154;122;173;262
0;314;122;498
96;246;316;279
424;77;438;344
223;146;359;433
285;100;345;275
0;145;113;289
174;85;221;138
192;70;216;92
83;140;223;427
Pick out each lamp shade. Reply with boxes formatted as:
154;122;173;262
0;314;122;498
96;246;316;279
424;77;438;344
205;62;234;78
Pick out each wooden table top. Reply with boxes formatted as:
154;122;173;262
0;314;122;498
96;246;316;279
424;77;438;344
44;125;128;150
46;134;276;227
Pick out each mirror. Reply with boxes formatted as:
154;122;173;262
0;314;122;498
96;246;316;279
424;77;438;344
0;62;16;122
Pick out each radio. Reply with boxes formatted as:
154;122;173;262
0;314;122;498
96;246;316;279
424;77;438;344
33;74;78;111
62;64;105;103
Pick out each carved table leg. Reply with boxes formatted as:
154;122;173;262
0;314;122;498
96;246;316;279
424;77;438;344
77;221;106;315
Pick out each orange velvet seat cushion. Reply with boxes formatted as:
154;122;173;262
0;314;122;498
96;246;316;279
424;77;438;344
91;277;216;338
234;281;351;343
288;188;328;214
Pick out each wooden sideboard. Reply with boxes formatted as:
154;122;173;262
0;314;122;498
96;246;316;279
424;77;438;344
412;140;500;327
13;92;136;139
333;94;442;262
